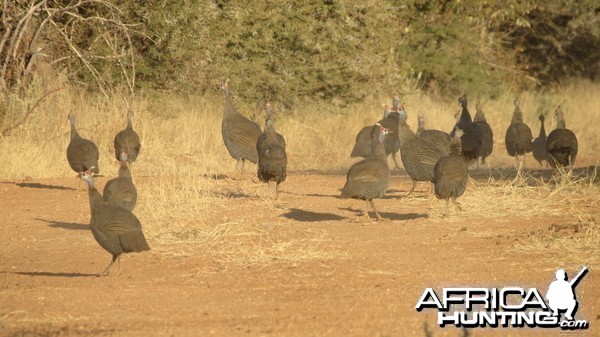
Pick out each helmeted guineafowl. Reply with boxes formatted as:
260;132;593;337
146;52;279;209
350;105;391;158
474;103;494;168
450;95;482;164
67;113;99;176
397;107;448;196
342;126;391;221
256;103;287;199
351;96;402;169
505;97;533;173
546;106;578;169
103;151;137;212
434;128;468;214
532;113;548;168
81;170;150;276
221;80;262;173
114;110;141;163
417;112;452;154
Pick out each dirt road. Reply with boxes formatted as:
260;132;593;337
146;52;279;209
0;170;597;336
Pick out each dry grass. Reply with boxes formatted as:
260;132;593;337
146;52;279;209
1;80;598;265
134;172;342;265
509;169;600;265
1;80;599;179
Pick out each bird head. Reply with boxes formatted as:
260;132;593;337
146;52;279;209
81;167;95;186
382;104;391;118
378;126;391;143
119;149;129;162
397;105;407;121
392;95;401;111
453;127;464;140
554;105;563;119
220;79;230;95
458;94;467;106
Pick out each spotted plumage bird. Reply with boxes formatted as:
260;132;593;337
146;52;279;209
221;80;262;173
342;126;392;221
81;170;150;276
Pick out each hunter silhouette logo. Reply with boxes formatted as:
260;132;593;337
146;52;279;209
547;267;587;321
416;266;589;330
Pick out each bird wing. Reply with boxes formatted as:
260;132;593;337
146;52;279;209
435;158;468;180
404;139;445;166
347;159;388;182
103;178;137;204
93;204;142;235
224;117;262;149
351;125;375;157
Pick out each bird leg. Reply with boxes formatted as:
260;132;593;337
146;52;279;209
235;159;240;172
275;183;280;200
427;182;435;200
267;181;272;199
391;154;401;170
568;154;574;172
362;200;372;221
115;255;122;276
77;172;83;190
407;180;417;196
513;155;523;181
98;254;118;276
369;200;388;221
452;198;463;211
241;159;246;174
445;199;450;216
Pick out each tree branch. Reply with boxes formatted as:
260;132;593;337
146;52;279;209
0;85;68;137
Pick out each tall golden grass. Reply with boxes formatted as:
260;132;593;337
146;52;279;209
1;80;598;180
0;79;598;265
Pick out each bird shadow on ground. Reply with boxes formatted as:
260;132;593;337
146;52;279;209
8;271;97;278
339;207;427;221
211;190;257;199
282;190;339;198
281;208;345;222
35;218;88;230
200;173;228;180
15;182;75;191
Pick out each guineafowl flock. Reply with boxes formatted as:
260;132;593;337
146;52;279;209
67;109;147;276
66;80;580;275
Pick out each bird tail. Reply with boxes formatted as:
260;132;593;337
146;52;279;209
120;232;150;252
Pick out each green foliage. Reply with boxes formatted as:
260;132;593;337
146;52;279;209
4;0;599;107
116;0;598;105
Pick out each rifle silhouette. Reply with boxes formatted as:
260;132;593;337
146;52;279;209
569;266;588;288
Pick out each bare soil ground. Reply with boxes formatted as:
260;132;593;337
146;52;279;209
0;169;598;337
